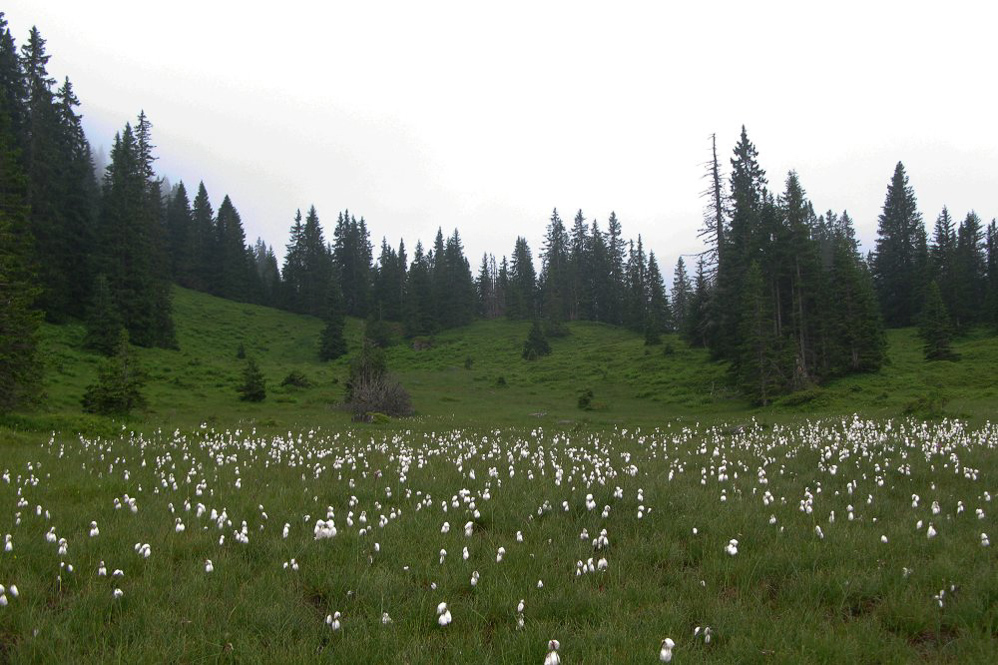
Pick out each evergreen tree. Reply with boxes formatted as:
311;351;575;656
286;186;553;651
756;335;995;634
711;126;766;360
568;209;588;320
165;182;193;281
281;209;305;311
919;280;957;361
605;211;627;325
540;208;570;322
214;195;250;301
623;237;647;330
738;262;782;405
0;98;41;412
671;257;691;335
403;242;434;336
237;358;266;402
319;279;347;361
188;182;216;292
824;213;886;374
81;329;146;415
872;162;927;327
985;220;998;329
522;319;551;360
252;237;282;306
83;274;123;356
507;236;536;319
952;211;985;330
96;118;175;348
928;206;957;311
684;257;711;348
300;205;331;316
644;251;670;341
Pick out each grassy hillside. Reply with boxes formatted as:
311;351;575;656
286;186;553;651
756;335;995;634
13;285;998;432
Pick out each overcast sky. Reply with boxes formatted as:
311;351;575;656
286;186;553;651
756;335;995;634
5;1;997;279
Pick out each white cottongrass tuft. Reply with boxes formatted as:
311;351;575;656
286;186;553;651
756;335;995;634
659;637;675;662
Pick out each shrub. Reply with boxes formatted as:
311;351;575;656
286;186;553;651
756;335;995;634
82;330;145;416
280;370;311;389
236;342;246;360
464;356;474;370
237;358;266;402
345;341;412;417
495;376;508;388
577;388;594;411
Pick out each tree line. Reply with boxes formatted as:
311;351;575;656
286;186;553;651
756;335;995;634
1;15;996;413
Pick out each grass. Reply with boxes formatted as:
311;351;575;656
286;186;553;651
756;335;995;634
0;420;995;662
9;285;998;433
0;286;996;662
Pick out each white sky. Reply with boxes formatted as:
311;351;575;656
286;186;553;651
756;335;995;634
6;1;997;280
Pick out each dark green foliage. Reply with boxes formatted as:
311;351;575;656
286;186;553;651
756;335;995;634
332;210;372;318
280;370;311;389
0;96;42;412
540;208;571;322
463;356;473;370
318;280;347;361
738;262;783;405
824;215;886;375
237;358;266;402
577;388;594;410
83;274;122;356
81;330;145;415
96;115;176;349
236;342;245;359
919;281;958;361
364;317;397;348
345;340;412;417
522;319;551;360
872;162;928;327
213;195;251;301
507;236;536;319
951;211;985;330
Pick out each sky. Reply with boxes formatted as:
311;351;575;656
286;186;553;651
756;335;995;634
5;1;997;280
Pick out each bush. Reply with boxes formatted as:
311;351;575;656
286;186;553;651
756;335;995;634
577;388;594;411
237;358;266;402
236;342;246;360
347;375;413;418
82;330;145;416
662;342;676;356
280;370;311;389
495;376;508;388
464;356;474;370
345;341;412;417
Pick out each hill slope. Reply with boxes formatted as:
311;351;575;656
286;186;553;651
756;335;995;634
19;286;998;431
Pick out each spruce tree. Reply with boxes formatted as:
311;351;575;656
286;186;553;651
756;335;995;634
872;162;927;327
214;195;250;301
237;358;267;402
919;280;957;361
0;100;41;412
508;237;536;319
671;257;691;334
644;251;670;342
738;262;782;405
83;274;123;356
188;182;215;292
319;280;348;361
81;329;146;415
540;208;570;322
165;182;193;281
952;211;985;330
522;319;551;360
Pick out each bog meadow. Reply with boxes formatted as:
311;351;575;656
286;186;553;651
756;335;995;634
2;6;998;664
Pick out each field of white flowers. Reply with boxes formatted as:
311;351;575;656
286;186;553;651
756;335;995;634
1;417;995;662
